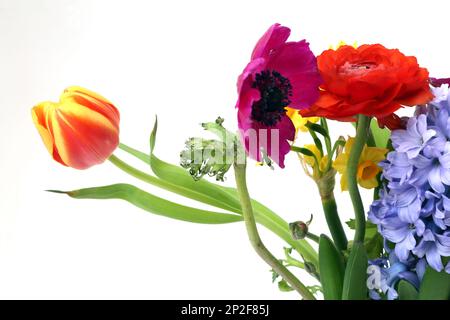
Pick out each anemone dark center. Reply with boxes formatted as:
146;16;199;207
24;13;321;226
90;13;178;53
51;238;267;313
251;70;292;127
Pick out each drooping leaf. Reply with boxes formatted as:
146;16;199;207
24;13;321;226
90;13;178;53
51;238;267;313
291;146;315;157
305;122;329;139
319;234;345;300
418;267;450;300
48;184;243;224
342;242;368;300
398;280;419;300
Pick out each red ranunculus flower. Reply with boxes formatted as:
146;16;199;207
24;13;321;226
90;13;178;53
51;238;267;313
300;44;433;121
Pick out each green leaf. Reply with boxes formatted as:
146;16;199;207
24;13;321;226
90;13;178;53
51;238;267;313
278;279;294;292
49;184;243;224
291;146;315;157
342;242;368;300
118;148;242;214
305;122;329;139
418;267;450;300
319;234;345;300
370;119;390;148
398;280;418;300
364;233;383;260
345;219;382;259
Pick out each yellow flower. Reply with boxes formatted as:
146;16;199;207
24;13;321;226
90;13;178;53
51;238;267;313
329;41;358;50
286;107;319;133
333;138;388;191
303;144;329;175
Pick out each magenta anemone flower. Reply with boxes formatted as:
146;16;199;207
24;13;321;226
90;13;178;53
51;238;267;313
236;24;322;167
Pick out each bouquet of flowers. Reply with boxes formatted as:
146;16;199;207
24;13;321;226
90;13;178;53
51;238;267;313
31;23;450;300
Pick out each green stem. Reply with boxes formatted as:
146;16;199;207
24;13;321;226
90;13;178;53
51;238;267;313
234;162;315;300
347;115;371;243
321;195;348;251
306;232;320;244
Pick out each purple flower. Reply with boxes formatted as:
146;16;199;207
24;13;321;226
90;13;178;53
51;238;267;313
368;253;419;300
368;84;450;296
380;216;425;261
236;24;322;167
412;228;450;272
391;114;436;159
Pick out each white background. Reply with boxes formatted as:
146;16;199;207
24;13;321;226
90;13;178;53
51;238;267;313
1;0;449;299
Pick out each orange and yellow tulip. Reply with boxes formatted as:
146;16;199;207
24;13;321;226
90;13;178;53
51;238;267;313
31;86;120;169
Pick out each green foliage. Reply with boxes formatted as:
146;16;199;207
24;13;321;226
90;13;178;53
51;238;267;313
346;219;383;259
370;118;391;148
319;234;345;300
48;184;243;224
398;280;418;300
342;242;368;300
418;267;450;300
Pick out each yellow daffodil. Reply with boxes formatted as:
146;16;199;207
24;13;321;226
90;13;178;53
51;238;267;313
333;138;388;191
286;107;319;133
302;144;329;178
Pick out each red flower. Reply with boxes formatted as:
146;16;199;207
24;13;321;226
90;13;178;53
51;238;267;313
300;44;433;121
377;113;408;130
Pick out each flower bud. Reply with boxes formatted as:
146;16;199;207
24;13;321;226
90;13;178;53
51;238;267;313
289;221;309;240
31;86;120;169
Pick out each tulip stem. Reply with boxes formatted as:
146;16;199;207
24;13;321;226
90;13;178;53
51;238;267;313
234;161;315;300
347;114;371;244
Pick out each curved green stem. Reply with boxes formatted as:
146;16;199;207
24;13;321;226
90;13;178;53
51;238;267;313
321;195;348;251
347;115;371;243
234;162;315;300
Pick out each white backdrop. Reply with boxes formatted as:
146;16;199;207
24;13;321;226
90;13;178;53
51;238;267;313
1;0;449;299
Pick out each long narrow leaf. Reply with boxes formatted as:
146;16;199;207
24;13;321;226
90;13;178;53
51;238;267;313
118;144;241;214
342;242;368;300
319;234;345;300
48;184;243;224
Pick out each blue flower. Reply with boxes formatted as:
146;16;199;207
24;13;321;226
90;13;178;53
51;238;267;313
368;84;450;298
368;253;419;300
391;114;436;159
412;227;450;272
